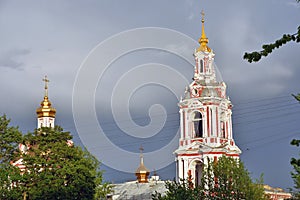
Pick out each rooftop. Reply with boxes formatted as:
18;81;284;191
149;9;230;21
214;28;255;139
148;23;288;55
108;177;167;200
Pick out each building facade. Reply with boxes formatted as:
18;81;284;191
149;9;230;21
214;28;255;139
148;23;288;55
174;13;241;186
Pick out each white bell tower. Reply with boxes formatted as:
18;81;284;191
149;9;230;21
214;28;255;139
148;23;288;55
174;11;241;187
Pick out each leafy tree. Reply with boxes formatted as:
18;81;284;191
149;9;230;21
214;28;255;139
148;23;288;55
202;156;266;200
290;93;300;199
290;139;300;199
0;162;24;200
152;178;203;200
0;125;109;200
94;182;114;200
0;115;23;199
243;0;300;63
152;156;267;200
0;115;22;163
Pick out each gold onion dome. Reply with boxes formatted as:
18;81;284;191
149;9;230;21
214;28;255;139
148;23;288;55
197;11;211;53
36;76;56;118
135;160;150;174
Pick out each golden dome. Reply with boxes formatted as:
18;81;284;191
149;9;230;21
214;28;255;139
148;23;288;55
197;11;211;53
36;76;56;118
36;96;56;118
135;160;150;174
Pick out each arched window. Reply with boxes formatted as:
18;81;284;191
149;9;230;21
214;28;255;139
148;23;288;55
193;112;203;138
221;122;225;138
199;59;204;73
220;112;226;138
195;161;203;187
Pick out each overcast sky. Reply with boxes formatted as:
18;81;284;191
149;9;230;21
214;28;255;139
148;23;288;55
0;0;300;189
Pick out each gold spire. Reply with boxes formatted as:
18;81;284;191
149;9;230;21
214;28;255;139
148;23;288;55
135;145;150;183
36;75;56;118
197;10;211;52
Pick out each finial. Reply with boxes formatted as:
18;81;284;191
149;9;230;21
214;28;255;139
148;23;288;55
42;75;50;97
197;10;211;52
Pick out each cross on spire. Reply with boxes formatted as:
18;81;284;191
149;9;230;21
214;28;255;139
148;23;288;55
42;75;49;97
201;10;205;23
139;145;144;153
139;145;144;164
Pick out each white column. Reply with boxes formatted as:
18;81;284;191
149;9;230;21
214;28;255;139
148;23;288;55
177;156;182;181
175;158;179;182
185;110;190;141
216;107;220;138
179;109;184;140
203;108;207;138
211;107;216;137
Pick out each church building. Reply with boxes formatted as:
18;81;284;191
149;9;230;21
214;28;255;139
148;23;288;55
12;76;57;170
174;12;241;187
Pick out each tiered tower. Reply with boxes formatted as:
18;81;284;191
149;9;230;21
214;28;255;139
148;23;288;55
174;12;241;187
36;76;56;128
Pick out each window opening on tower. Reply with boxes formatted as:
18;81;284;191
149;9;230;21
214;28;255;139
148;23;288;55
193;112;203;138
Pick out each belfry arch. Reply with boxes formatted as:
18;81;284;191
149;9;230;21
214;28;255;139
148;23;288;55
194;160;203;187
192;111;203;138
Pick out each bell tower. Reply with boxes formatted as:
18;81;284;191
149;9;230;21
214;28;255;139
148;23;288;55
174;12;241;186
36;75;56;128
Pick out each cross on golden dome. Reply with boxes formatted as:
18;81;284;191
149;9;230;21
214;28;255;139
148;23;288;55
42;75;49;97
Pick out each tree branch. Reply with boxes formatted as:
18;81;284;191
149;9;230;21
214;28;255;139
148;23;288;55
244;26;300;63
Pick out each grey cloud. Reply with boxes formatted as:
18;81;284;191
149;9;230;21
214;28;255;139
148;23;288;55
0;49;30;70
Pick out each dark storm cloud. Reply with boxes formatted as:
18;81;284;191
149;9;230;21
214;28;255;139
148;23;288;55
0;0;299;189
0;49;30;70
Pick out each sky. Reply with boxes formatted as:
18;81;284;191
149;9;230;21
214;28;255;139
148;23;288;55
0;0;300;190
